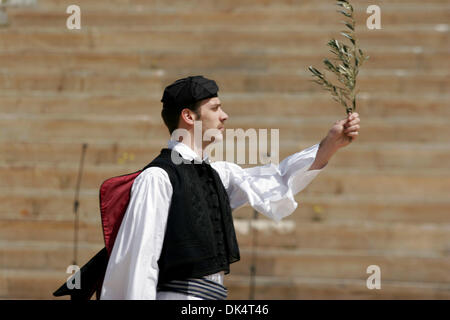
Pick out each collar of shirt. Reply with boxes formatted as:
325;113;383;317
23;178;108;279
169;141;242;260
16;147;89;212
167;140;210;163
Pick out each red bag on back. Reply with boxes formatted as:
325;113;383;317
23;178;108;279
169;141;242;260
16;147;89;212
99;156;173;256
99;170;143;255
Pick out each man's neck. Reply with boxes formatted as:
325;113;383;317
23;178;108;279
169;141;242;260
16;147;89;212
175;138;206;160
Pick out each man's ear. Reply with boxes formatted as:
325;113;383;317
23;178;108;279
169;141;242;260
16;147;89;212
179;108;196;126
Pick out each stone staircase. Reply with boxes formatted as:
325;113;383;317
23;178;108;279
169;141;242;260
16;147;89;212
0;0;449;299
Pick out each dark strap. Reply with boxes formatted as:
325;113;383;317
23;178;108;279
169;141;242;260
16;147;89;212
53;247;108;300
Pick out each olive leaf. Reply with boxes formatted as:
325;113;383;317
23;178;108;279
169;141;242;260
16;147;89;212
308;0;369;115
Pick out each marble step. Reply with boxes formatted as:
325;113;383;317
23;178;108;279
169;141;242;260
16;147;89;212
1;268;449;300
1;50;448;73
1;92;448;118
0;27;447;52
0;219;448;255
1;241;448;283
1;114;449;143
2;189;449;225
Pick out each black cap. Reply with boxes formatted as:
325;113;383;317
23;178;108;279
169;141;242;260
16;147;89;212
161;75;219;113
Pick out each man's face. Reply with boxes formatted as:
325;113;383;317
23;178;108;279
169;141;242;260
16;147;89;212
197;97;229;142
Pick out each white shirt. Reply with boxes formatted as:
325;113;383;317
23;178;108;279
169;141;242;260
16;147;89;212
100;140;324;300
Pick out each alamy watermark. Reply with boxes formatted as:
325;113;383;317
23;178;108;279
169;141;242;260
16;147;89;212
66;265;81;290
64;4;381;31
366;265;381;290
66;4;81;30
366;5;382;30
170;121;279;166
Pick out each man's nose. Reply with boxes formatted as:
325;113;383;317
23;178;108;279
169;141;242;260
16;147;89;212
221;110;229;121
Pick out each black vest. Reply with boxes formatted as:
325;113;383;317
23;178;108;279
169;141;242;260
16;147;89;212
143;148;240;284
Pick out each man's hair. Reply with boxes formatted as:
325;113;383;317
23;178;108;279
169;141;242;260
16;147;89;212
161;100;202;134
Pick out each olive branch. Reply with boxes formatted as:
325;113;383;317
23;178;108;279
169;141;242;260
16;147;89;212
308;0;369;115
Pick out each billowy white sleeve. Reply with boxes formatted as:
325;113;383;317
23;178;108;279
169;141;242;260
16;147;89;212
210;143;324;222
100;167;172;300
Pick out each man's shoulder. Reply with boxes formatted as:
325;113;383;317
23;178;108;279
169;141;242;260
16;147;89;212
129;166;173;197
135;166;171;184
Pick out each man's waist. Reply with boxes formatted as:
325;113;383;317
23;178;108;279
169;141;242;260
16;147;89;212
157;274;227;300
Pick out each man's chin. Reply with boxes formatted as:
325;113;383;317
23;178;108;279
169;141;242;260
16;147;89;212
211;132;224;143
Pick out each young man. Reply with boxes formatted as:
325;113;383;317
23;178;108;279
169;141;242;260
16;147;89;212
100;75;360;300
